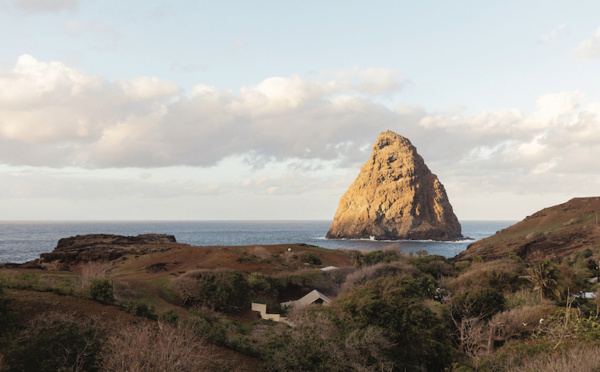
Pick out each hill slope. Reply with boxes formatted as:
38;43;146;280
455;197;600;263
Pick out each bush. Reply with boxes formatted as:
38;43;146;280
274;269;329;295
1;312;105;372
505;289;542;309
159;309;179;324
301;252;322;265
342;261;418;290
448;259;524;293
101;322;219;371
124;300;158;320
171;269;250;312
450;288;505;321
186;307;260;356
363;249;401;266
248;272;278;293
88;278;114;304
336;276;454;370
0;286;16;338
262;306;395;372
408;255;452;279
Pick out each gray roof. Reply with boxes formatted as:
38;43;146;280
281;289;332;308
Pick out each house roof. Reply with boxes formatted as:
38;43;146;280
281;289;332;308
320;266;338;271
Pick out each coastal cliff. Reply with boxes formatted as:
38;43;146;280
327;130;462;241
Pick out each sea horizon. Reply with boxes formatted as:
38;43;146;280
0;220;515;264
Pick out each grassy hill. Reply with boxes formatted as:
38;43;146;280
456;197;600;263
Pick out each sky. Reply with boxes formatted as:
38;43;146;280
1;0;600;221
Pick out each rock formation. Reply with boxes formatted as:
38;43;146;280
36;234;179;270
327;130;462;241
455;197;600;263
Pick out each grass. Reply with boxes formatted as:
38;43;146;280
475;221;567;250
141;275;176;303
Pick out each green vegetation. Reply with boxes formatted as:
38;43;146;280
88;278;114;304
523;260;561;301
1;312;105;372
123;300;158;320
171;269;250;311
4;244;600;371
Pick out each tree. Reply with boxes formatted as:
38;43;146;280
336;276;453;370
523;260;561;301
171;269;250;312
1;312;105;372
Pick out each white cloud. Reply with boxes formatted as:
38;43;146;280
11;0;78;14
0;54;599;201
576;27;600;60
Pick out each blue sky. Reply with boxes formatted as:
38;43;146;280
1;0;599;221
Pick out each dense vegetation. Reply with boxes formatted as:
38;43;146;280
2;245;600;371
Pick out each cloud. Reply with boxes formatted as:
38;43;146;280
0;54;599;199
0;55;406;169
576;27;600;60
537;24;567;44
11;0;78;14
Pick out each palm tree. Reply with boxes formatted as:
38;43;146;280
523;260;561;301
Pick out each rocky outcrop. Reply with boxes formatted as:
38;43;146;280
455;197;600;263
36;234;179;269
327;130;462;241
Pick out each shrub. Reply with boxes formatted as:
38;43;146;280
301;252;322;265
408;254;452;279
505;289;542;309
363;249;401;266
341;261;418;290
159;309;180;324
124;300;158;320
1;312;105;372
78;261;112;291
336;276;453;370
450;288;505;321
0;286;16;337
171;269;250;312
88;278;114;304
186;307;260;356
275;269;328;291
101;322;219;372
448;259;524;293
248;272;278;293
262;306;395;372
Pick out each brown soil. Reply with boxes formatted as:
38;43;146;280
455;197;600;263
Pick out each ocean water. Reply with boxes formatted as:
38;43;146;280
0;220;515;264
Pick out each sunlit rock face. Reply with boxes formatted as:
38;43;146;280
326;130;462;241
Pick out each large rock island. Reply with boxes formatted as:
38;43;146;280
327;130;462;241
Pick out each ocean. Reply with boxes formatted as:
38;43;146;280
0;220;515;264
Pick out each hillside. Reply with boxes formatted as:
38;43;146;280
0;235;352;370
455;197;600;263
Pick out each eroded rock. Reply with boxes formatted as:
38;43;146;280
327;130;462;241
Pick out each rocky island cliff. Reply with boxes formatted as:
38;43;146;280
327;130;462;241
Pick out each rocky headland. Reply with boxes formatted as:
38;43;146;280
34;233;179;270
327;130;462;241
455;197;600;263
